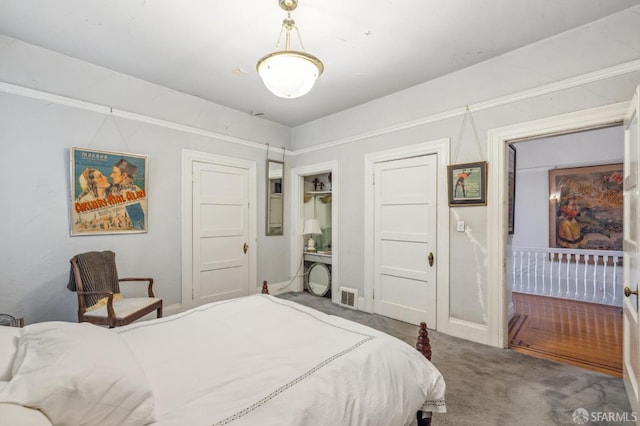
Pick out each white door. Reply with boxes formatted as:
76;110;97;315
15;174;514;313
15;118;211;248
373;155;437;326
192;161;250;305
623;86;640;416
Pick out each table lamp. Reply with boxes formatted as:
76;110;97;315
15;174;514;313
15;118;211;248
303;218;321;252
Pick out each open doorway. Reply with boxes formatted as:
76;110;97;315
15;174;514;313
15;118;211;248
290;161;339;304
507;126;624;376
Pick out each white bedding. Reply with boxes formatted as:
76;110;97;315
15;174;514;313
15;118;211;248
117;294;446;426
0;322;156;426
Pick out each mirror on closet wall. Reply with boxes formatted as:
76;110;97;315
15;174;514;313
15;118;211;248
266;160;284;236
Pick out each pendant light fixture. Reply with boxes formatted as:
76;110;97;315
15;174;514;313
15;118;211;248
256;0;323;99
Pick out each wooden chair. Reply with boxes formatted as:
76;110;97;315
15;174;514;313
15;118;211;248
68;251;162;328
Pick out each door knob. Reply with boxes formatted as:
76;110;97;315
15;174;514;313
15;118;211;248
624;287;638;297
428;252;434;267
243;243;248;254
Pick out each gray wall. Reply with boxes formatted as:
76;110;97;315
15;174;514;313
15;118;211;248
1;5;640;329
0;35;291;323
289;6;640;325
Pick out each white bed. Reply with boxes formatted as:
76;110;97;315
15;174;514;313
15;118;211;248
0;294;446;426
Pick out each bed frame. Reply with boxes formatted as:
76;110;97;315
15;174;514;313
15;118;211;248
260;281;434;426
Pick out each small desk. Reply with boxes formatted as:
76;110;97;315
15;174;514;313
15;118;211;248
303;252;332;265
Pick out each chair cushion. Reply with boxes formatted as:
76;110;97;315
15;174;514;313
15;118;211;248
83;297;161;319
0;321;156;426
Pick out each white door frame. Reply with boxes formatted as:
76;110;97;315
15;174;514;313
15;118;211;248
486;102;628;348
290;161;339;302
180;149;257;313
363;139;449;331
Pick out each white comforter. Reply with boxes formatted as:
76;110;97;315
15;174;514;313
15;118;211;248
118;294;446;426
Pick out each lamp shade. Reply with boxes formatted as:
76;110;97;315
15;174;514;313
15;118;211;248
257;50;323;99
303;218;321;235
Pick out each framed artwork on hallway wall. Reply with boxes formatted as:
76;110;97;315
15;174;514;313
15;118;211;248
447;161;488;206
70;147;148;236
548;163;623;250
508;145;517;234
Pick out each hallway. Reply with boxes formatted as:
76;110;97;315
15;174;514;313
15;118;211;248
508;292;622;377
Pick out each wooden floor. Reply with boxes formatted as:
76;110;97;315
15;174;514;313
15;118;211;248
509;292;622;377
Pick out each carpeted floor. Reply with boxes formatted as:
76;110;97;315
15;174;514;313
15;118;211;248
278;291;632;426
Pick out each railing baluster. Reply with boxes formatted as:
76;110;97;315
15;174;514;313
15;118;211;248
549;251;554;296
602;255;609;304
592;256;598;303
534;251;539;293
512;250;517;292
583;254;589;300
519;250;524;292
611;256;620;305
566;254;571;299
574;254;579;299
557;253;563;297
541;251;546;295
527;251;531;293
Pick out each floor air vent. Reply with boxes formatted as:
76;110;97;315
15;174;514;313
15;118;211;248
339;287;358;310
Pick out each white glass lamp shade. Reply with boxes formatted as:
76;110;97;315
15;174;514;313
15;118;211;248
257;51;323;99
303;218;321;235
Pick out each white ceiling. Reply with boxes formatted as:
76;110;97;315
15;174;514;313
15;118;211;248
0;0;639;127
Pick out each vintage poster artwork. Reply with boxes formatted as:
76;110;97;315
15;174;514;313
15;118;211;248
549;164;623;250
70;147;148;235
447;161;487;206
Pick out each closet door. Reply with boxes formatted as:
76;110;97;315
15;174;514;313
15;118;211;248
373;154;437;326
192;161;250;305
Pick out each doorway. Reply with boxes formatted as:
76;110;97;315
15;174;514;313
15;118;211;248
486;101;629;348
290;161;339;303
506;127;624;374
181;149;257;311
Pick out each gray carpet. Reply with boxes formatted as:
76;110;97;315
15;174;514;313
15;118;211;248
278;291;632;426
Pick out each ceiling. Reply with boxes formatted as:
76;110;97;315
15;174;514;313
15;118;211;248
0;0;639;127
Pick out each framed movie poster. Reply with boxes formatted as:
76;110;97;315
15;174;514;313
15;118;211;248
549;164;623;250
70;147;148;235
447;161;488;206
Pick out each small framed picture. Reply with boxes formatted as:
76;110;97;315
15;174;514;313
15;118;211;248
447;161;488;206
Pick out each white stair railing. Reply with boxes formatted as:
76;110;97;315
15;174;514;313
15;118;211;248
511;247;623;307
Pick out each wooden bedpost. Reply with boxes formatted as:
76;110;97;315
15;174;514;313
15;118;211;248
261;281;269;294
416;322;432;361
416;322;433;426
